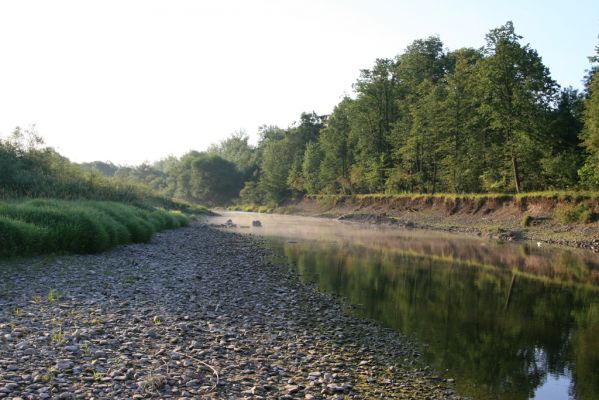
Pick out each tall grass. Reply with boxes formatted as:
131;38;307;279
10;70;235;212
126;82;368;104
0;199;189;258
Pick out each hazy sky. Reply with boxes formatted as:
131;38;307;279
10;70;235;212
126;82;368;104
1;0;598;165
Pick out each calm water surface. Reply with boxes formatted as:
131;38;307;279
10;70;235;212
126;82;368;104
209;212;599;400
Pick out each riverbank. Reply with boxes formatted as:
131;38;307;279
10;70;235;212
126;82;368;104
0;224;460;399
263;194;599;252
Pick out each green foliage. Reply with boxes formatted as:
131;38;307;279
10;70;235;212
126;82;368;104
238;181;265;205
0;126;189;210
519;214;532;228
260;139;293;204
302;141;323;194
0;199;188;258
555;202;596;224
579;40;599;190
189;154;242;205
4;22;596;209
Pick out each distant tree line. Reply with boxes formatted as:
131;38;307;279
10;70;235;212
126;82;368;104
0;126;183;209
7;22;598;207
98;22;599;206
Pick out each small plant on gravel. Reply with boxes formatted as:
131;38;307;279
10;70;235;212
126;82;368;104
92;371;104;381
51;327;66;345
40;371;54;383
14;307;22;316
140;373;168;392
32;295;43;304
47;289;59;303
152;316;162;326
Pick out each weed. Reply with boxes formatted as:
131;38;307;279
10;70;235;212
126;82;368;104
152;316;161;326
47;289;59;303
51;327;66;345
92;371;104;381
40;372;54;383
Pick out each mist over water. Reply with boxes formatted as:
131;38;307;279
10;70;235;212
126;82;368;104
209;212;599;400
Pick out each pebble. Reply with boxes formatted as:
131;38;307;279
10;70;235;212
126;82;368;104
0;224;461;399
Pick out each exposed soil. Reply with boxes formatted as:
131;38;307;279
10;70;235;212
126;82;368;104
282;195;599;253
0;224;461;399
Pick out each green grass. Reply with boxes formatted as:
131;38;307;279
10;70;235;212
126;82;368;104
227;203;274;213
307;191;599;202
0;199;189;258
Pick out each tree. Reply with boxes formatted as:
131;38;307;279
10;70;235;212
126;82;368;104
350;58;400;192
579;39;599;188
260;139;293;204
541;88;585;188
208;130;258;181
478;21;556;192
302;141;323;194
318;98;353;193
389;37;447;193
440;48;485;192
189;153;242;205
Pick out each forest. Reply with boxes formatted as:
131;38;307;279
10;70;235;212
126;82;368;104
3;22;599;207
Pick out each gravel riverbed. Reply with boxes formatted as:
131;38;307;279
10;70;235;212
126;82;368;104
0;224;461;399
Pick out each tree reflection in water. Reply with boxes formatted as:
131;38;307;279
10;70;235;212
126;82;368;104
272;240;599;400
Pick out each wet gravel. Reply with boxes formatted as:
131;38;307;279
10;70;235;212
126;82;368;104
0;224;461;399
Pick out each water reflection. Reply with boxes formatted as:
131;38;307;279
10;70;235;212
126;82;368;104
209;212;599;399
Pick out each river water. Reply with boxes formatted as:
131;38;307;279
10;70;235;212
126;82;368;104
208;211;599;400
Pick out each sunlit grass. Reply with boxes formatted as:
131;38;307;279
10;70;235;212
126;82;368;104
0;199;189;258
308;191;599;202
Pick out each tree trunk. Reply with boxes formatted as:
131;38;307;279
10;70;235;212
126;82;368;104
511;151;521;193
431;159;437;195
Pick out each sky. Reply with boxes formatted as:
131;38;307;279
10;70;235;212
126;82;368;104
0;0;598;165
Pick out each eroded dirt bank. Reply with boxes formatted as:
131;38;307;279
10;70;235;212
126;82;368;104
0;224;460;399
283;195;599;252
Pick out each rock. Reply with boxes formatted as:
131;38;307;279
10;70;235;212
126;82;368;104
285;385;300;394
0;223;462;400
56;360;74;370
252;220;262;227
2;383;18;392
65;345;79;353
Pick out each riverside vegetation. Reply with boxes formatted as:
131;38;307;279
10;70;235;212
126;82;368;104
74;22;599;212
1;19;599;400
0;125;196;258
0;199;188;258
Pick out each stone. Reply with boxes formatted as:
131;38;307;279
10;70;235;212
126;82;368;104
56;360;74;370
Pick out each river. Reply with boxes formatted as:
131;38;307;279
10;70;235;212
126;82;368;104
208;211;599;400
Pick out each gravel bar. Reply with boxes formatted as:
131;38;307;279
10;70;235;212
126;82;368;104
0;224;462;399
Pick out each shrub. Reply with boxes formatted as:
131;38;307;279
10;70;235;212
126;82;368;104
519;214;532;228
555;202;596;224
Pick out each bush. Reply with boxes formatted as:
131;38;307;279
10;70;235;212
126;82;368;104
0;199;189;258
519;214;532;228
555;202;596;224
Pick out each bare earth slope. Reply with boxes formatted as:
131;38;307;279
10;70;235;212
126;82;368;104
0;224;459;399
285;195;599;252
